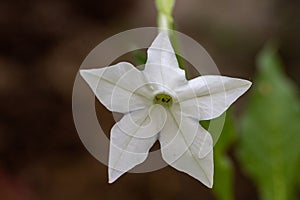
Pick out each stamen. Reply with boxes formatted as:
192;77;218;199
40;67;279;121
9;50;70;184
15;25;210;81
153;93;173;107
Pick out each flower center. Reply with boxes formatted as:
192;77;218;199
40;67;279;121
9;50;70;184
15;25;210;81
153;93;173;107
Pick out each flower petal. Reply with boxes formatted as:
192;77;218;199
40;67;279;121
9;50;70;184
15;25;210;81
143;32;186;91
80;62;153;113
108;106;165;183
116;105;167;139
159;106;214;187
166;147;214;188
175;75;252;120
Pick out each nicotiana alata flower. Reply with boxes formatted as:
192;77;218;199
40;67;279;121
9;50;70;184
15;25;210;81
80;32;251;188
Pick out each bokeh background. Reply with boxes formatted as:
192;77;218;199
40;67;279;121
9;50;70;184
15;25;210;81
1;0;299;199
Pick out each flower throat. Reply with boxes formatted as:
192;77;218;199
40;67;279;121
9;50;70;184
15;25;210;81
153;93;173;107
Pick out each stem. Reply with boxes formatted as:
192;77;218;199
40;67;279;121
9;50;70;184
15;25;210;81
155;0;175;31
155;0;185;71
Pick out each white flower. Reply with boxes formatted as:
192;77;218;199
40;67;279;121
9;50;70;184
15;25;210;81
80;32;251;188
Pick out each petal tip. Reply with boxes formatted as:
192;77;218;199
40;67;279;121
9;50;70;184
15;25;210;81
108;179;114;184
200;170;214;189
157;31;169;39
244;79;253;88
151;31;173;51
206;181;213;189
79;69;96;80
79;69;88;77
200;168;214;188
108;167;124;184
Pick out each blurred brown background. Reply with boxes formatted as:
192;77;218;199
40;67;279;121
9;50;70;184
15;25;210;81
0;0;299;199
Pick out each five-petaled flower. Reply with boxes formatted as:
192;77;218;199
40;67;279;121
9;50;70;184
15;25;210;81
80;32;251;188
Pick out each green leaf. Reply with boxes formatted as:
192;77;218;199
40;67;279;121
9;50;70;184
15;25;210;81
237;44;300;200
213;111;236;200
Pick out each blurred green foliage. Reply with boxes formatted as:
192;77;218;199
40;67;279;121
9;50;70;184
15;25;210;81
213;111;236;200
237;45;300;200
132;50;147;66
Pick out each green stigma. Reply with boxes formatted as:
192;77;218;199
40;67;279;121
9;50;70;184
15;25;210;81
153;93;173;107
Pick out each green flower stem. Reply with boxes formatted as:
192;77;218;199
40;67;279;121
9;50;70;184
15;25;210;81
155;0;185;70
155;0;175;31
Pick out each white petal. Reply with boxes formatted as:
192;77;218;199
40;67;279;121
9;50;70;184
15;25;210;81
80;62;153;113
159;107;214;187
143;32;186;91
116;105;167;139
167;147;214;188
175;75;252;120
108;106;165;183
